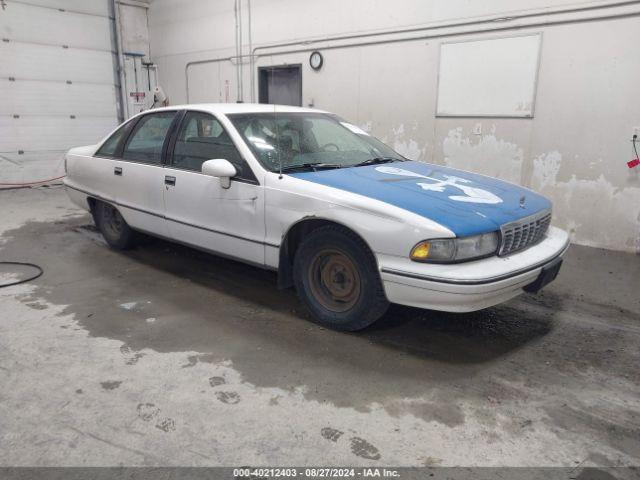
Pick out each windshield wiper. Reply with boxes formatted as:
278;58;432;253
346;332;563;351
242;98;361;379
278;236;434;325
280;162;344;173
352;157;403;167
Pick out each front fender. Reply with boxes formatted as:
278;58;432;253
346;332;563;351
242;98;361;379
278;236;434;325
264;173;454;269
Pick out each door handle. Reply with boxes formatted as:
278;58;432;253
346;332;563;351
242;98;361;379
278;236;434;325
164;176;176;186
114;167;122;176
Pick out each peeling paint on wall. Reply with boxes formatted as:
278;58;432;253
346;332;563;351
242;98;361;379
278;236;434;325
531;151;562;190
532;151;640;253
390;124;427;161
442;128;524;184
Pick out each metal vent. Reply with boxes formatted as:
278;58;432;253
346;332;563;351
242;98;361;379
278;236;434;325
499;209;552;256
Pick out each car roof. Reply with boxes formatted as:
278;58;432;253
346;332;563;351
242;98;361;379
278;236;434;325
150;103;330;115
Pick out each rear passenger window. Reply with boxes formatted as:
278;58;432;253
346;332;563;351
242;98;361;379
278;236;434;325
172;111;256;182
122;112;176;164
96;124;128;158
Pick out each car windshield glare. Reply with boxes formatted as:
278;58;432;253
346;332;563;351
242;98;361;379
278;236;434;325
227;112;404;173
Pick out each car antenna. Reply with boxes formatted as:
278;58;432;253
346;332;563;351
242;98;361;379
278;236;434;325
276;103;283;179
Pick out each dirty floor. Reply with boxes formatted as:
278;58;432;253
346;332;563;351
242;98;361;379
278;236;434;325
0;187;638;466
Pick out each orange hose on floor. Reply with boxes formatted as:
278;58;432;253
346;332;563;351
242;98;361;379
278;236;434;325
0;175;66;186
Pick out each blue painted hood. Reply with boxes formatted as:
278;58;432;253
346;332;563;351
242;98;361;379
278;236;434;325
290;161;551;237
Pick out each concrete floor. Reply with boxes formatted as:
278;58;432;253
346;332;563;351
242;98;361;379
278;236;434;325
0;187;638;467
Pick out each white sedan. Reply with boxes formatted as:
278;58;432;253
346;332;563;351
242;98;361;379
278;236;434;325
64;104;569;331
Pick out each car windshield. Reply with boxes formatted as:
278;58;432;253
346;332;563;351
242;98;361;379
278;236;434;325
227;112;405;173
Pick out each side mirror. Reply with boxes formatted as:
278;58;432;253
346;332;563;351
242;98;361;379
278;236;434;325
202;159;237;189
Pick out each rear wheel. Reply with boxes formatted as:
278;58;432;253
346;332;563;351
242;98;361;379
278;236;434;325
293;225;389;331
95;201;138;250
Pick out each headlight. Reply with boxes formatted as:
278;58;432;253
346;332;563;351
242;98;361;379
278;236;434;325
410;232;499;263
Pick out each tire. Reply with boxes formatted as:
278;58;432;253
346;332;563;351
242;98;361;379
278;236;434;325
94;201;138;250
293;225;389;331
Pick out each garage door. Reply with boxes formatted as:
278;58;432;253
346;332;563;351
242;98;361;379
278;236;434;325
0;0;119;184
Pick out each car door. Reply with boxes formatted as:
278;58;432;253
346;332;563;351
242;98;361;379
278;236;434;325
82;120;135;205
113;110;178;238
163;110;266;266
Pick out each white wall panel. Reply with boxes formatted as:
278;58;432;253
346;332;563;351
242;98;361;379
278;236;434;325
0;2;112;50
120;3;150;55
0;152;67;185
187;61;237;104
0;80;117;117
437;34;541;117
0;117;117;152
7;0;111;17
148;0;602;59
0;43;115;83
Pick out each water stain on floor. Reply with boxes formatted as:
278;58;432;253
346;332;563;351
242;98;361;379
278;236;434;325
100;381;122;391
2;212;639;462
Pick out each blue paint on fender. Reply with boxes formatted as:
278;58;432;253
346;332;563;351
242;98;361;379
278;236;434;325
290;161;551;237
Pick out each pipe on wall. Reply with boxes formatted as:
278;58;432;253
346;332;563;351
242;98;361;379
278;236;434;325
233;0;246;102
238;0;243;101
233;0;240;103
184;0;640;103
247;0;253;101
111;0;128;121
246;0;640;102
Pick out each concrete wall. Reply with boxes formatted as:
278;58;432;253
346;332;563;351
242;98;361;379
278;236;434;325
144;0;640;253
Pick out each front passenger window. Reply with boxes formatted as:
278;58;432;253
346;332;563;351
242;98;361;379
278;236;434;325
122;112;176;164
172;111;256;182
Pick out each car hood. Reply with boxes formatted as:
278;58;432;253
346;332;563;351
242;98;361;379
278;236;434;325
289;161;551;237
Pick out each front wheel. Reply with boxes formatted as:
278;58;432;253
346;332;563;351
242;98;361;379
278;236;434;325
95;201;138;250
293;226;389;331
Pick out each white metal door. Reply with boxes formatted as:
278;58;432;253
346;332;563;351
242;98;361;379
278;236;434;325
0;0;119;183
112;161;168;238
163;170;266;266
111;111;178;238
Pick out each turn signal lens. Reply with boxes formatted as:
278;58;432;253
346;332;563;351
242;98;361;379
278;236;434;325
410;242;430;260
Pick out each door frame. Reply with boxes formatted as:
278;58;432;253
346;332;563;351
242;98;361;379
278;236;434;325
258;64;303;106
161;108;268;266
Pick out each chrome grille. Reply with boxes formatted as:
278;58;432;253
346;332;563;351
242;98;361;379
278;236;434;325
499;209;552;256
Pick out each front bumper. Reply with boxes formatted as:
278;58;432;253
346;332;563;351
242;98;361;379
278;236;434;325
378;226;570;312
